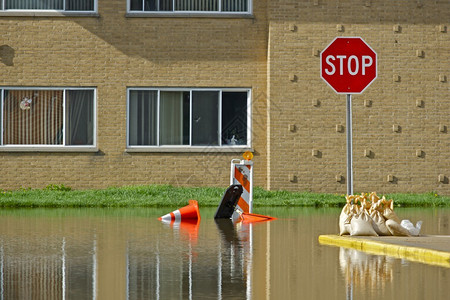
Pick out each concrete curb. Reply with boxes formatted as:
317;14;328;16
318;235;450;268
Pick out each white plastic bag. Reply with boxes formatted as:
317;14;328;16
400;219;423;236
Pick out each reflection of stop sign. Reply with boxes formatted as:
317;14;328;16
321;37;377;94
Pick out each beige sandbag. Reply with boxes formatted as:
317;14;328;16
339;203;354;235
386;219;411;236
370;210;391;236
382;198;401;223
369;197;383;214
361;197;371;211
369;192;380;204
350;211;378;236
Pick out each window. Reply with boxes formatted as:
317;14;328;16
0;88;96;149
0;0;96;11
128;0;250;13
127;88;250;150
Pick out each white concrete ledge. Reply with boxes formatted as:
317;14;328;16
0;146;99;152
125;146;253;153
125;12;253;18
0;11;98;17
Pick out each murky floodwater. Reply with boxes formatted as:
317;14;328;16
0;207;449;299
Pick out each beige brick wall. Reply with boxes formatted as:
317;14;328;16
267;0;449;195
0;0;268;190
1;0;449;196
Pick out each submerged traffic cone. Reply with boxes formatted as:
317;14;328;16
158;200;201;222
234;212;276;224
242;212;276;223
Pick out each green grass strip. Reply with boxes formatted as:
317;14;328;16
0;185;449;208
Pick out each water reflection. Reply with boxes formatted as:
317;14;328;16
126;218;254;300
339;248;395;299
215;219;249;299
0;236;96;299
0;207;448;299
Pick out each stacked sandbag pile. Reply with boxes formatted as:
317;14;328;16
339;192;422;237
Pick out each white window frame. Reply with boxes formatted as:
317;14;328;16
126;0;252;18
0;87;97;152
0;0;98;16
126;87;252;152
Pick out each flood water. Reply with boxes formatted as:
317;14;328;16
0;206;449;300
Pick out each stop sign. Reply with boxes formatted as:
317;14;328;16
320;37;377;94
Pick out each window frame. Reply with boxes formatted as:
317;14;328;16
126;87;252;152
126;0;253;18
0;87;97;152
0;0;98;16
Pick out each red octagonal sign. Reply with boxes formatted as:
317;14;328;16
320;37;377;94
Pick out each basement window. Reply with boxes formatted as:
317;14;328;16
0;88;96;151
0;0;96;12
127;88;251;152
127;0;252;16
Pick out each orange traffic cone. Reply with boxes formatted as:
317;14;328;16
158;200;201;222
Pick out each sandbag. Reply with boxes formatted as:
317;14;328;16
369;197;383;214
370;210;391;236
382;199;401;223
350;211;378;236
400;219;423;236
386;219;410;236
339;203;353;235
337;192;423;237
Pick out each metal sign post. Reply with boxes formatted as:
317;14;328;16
346;94;353;196
320;37;377;195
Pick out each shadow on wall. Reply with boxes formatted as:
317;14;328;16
59;0;269;63
69;15;266;63
66;0;448;64
0;45;14;66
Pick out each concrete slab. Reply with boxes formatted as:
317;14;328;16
354;235;450;253
318;234;450;268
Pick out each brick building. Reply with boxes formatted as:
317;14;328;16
0;0;448;195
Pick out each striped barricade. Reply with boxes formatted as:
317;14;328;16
230;159;253;213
